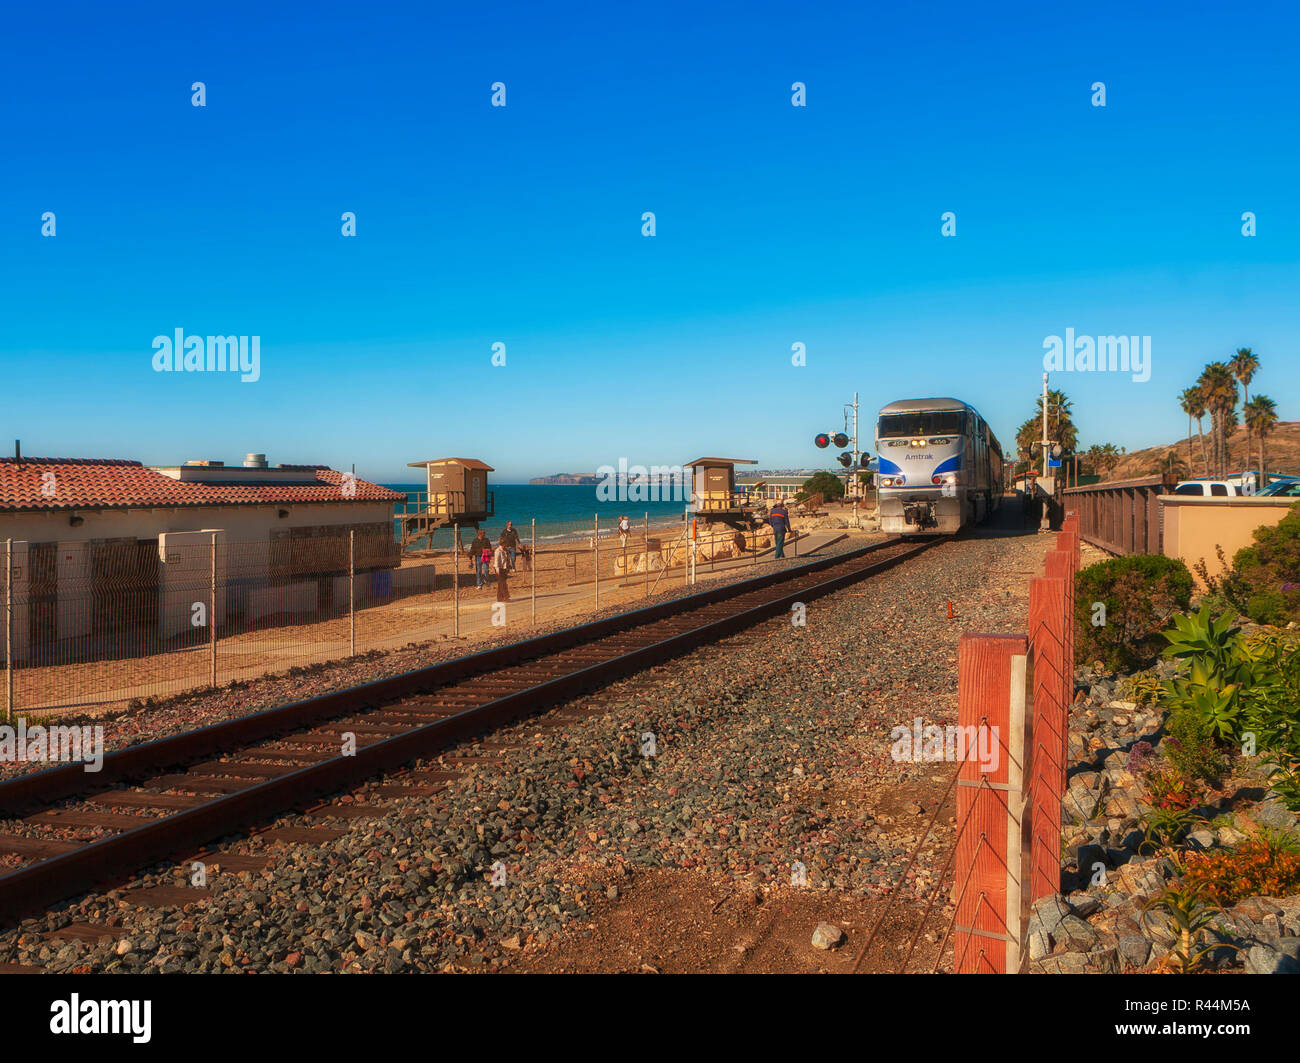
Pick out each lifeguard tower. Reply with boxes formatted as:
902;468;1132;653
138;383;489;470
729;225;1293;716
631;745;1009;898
398;457;495;549
685;456;760;529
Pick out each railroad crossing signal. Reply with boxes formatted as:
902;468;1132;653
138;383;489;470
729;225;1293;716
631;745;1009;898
813;394;869;500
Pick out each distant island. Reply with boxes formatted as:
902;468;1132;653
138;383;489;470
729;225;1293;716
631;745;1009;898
529;473;601;485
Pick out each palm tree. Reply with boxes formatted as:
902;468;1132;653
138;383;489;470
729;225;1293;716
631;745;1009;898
1244;395;1278;486
1158;449;1189;478
1197;363;1238;477
1016;389;1078;459
1100;443;1126;477
1177;387;1204;472
1230;348;1260;468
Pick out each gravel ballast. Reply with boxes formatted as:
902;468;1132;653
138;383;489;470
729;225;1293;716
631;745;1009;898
0;526;1053;973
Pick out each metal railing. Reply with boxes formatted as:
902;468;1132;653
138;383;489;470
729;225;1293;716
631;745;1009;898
1061;474;1175;555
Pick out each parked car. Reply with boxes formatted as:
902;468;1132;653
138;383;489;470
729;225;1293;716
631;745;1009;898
1173;479;1242;497
1258;478;1300;497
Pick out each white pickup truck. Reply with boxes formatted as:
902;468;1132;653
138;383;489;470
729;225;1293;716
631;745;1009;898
1172;478;1252;497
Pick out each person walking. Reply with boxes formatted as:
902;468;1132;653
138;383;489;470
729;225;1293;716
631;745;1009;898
499;521;520;572
470;529;491;588
1021;473;1041;529
768;500;794;559
493;541;511;602
618;514;630;549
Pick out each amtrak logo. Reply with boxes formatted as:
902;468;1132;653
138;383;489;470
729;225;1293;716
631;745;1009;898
903;453;934;461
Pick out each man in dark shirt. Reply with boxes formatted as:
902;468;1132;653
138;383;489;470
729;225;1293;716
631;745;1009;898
499;521;520;572
768;502;794;558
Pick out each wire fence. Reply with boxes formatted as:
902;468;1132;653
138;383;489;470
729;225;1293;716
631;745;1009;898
2;512;797;719
851;511;1079;974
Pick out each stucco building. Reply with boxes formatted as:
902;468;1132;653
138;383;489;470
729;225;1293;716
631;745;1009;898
0;453;404;661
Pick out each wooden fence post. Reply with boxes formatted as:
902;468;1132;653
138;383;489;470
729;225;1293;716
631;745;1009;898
1028;569;1068;904
954;632;1029;973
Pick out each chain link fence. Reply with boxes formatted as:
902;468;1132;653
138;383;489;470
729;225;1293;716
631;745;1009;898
2;513;794;720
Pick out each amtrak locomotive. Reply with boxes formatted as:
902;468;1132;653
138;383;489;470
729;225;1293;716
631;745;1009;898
875;398;1004;534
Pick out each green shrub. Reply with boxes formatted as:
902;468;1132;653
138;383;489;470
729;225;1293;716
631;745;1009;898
798;470;845;501
1076;555;1195;670
1245;590;1294;626
1231;501;1300;626
1150;606;1300;807
1164;706;1228;786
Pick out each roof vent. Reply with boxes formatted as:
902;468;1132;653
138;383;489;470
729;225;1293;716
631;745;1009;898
243;453;268;468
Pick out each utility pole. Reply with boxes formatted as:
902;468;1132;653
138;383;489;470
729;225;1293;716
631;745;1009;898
1041;372;1050;479
852;390;860;499
1040;372;1055;532
842;391;861;500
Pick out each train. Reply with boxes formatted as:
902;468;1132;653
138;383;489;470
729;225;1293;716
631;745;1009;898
874;397;1005;535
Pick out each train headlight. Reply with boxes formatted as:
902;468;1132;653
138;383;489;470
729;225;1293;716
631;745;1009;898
932;474;957;486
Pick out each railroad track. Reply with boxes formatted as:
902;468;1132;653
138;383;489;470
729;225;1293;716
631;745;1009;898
0;534;946;925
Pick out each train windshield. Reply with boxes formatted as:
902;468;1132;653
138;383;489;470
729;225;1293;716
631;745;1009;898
877;411;965;438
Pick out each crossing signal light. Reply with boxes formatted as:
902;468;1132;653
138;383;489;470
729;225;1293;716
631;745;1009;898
837;452;853;468
814;433;831;449
832;432;850;448
859;453;871;468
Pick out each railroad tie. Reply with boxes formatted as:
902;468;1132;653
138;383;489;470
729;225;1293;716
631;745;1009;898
47;922;117;944
259;827;348;845
300;803;393;820
25;809;156;831
179;851;272;874
122;885;212;909
0;834;82;858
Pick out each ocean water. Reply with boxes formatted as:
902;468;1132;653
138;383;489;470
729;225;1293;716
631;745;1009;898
385;483;689;548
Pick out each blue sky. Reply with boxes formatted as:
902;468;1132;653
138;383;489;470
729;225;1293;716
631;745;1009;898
2;0;1297;483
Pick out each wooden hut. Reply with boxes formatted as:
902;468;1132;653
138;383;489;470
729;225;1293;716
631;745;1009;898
685;457;758;527
399;458;494;548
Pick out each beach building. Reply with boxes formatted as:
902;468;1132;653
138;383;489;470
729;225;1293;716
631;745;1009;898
736;475;810;502
684;457;756;513
398;457;495;548
0;452;404;661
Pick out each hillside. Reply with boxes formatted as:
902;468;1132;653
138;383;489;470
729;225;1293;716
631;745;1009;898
1102;421;1300;482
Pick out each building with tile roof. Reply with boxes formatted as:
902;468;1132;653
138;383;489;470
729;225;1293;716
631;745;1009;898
0;455;403;512
0;452;406;663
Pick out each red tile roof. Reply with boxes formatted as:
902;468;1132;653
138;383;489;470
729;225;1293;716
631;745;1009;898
0;458;405;511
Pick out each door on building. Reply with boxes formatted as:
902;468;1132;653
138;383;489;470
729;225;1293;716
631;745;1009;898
29;542;57;665
90;538;161;654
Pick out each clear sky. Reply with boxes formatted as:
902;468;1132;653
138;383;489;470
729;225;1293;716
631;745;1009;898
2;0;1297;483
